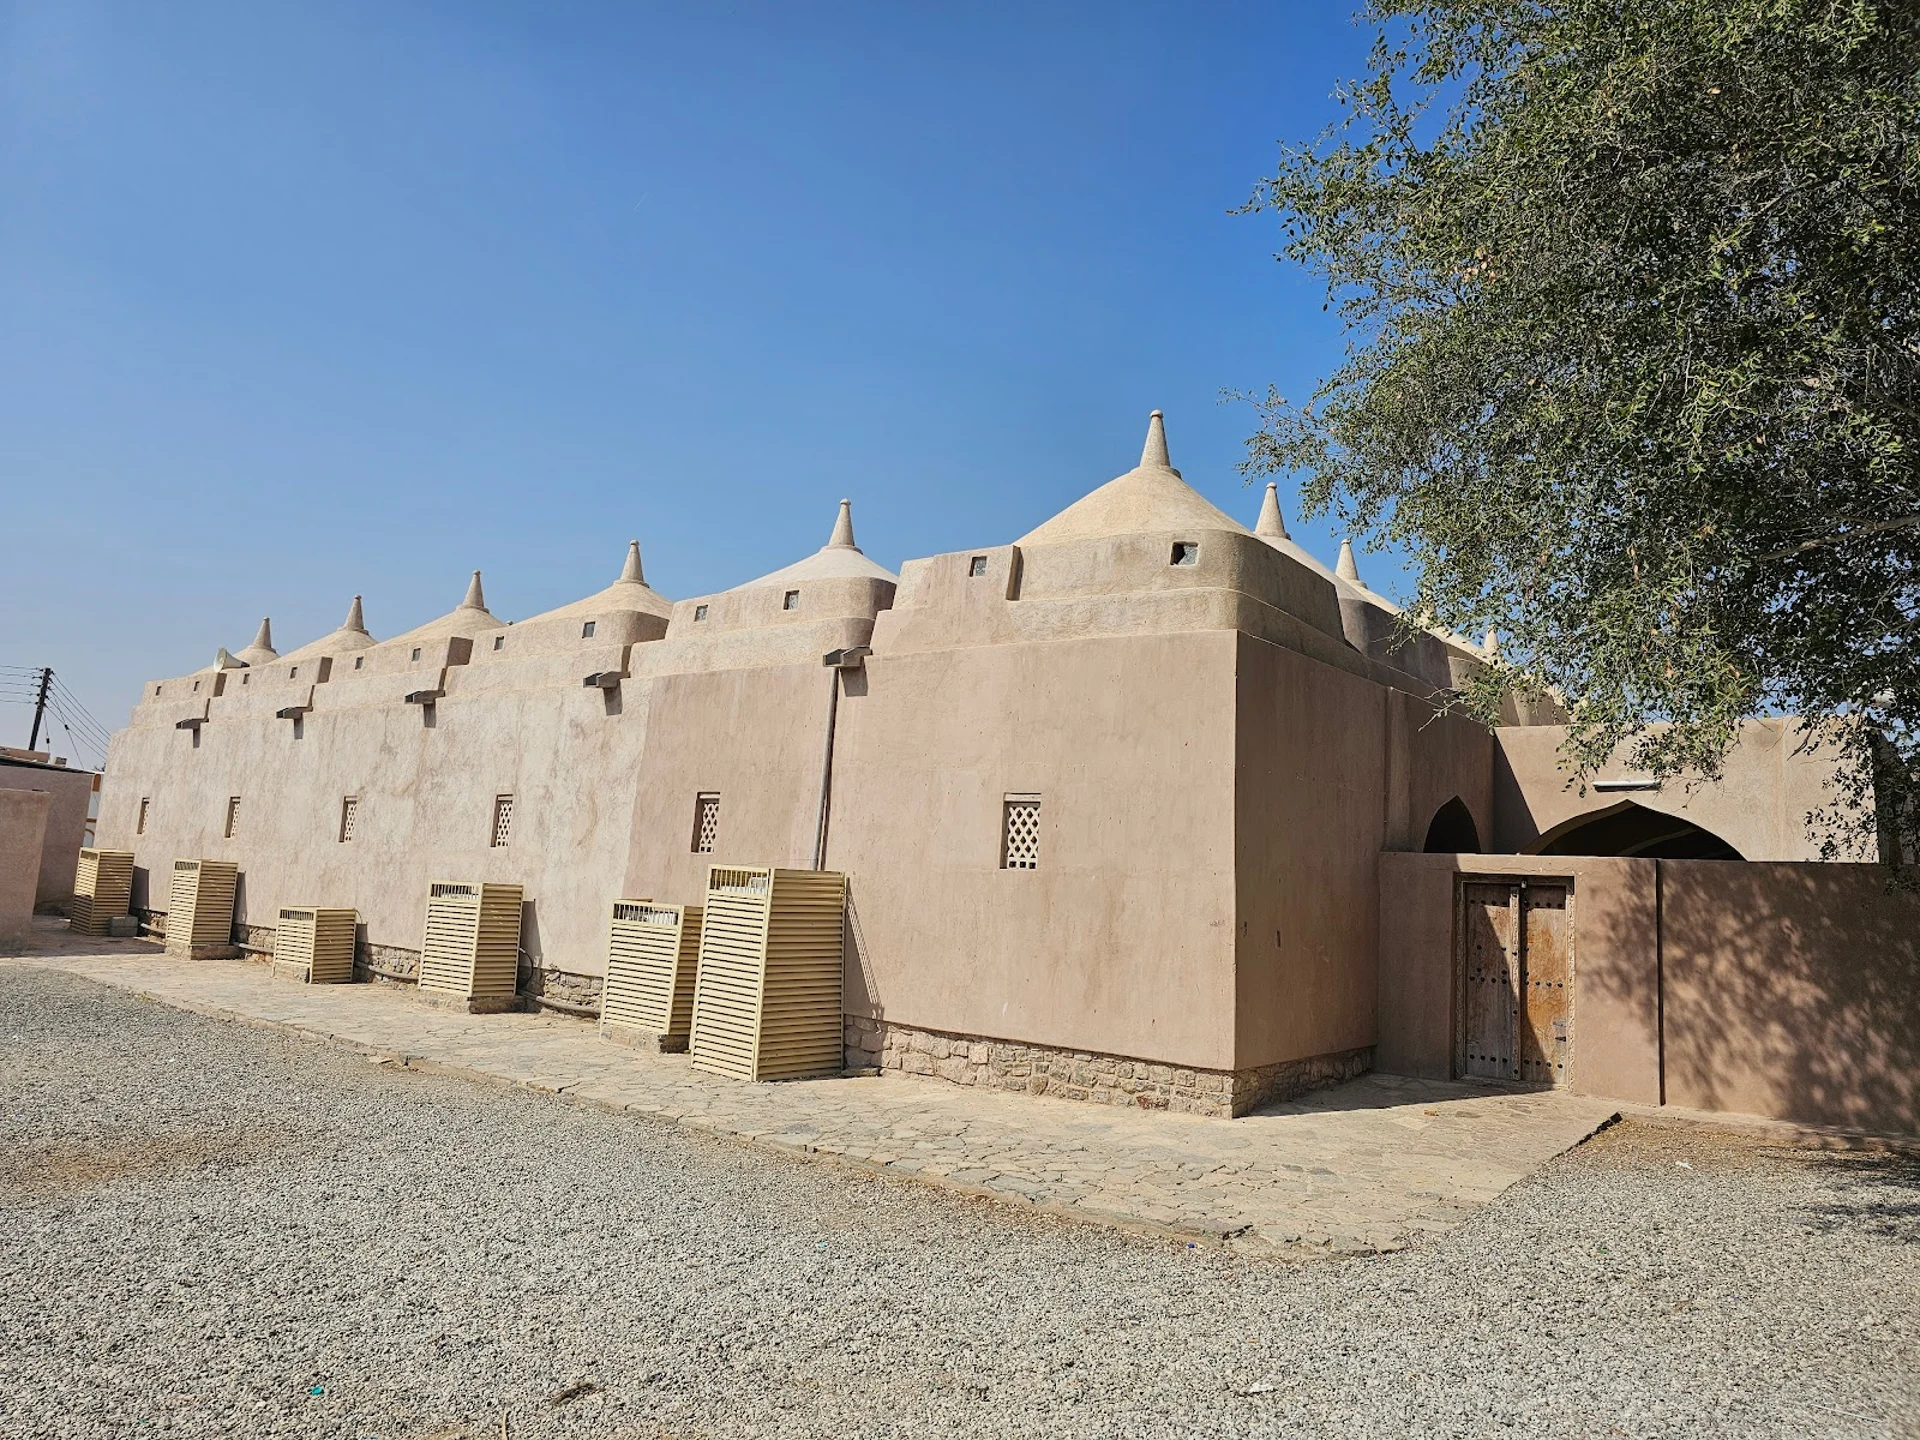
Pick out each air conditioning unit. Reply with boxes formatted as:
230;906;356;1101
689;866;846;1082
70;849;135;936
165;858;240;958
418;881;522;1013
601;900;702;1052
273;906;358;985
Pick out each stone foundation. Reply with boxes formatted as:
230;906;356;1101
847;1017;1371;1118
600;1020;685;1053
238;922;275;955
354;943;420;986
520;966;603;1015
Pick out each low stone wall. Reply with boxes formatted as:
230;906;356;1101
521;966;603;1014
846;1017;1370;1118
355;942;419;986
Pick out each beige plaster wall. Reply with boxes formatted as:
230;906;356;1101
0;761;94;909
1375;853;1662;1105
827;631;1241;1071
1661;861;1919;1134
1492;719;1863;860
0;788;51;947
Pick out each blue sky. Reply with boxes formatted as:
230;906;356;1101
1;1;1394;762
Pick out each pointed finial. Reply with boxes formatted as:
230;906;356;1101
251;617;273;652
462;570;486;610
1483;627;1501;660
1139;410;1174;472
344;595;367;633
1336;539;1361;585
826;498;860;551
619;540;645;585
1255;482;1289;539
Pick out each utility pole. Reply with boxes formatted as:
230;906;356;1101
26;667;51;753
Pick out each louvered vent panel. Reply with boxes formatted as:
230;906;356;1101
602;900;703;1047
165;858;239;952
689;867;845;1082
274;906;357;984
71;848;134;935
419;881;522;1002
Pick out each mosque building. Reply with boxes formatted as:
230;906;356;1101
93;412;1881;1122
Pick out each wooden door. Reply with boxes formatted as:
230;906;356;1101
1460;883;1518;1080
1456;878;1574;1086
1518;885;1571;1084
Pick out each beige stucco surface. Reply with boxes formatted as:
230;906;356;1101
1661;861;1919;1134
0;762;92;910
1492;719;1861;860
0;788;51;946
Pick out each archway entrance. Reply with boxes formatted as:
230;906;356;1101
1528;800;1743;860
1423;797;1480;853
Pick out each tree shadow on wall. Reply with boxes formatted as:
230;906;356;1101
1581;861;1920;1135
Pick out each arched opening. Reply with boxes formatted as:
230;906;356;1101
1529;800;1743;860
1422;797;1480;853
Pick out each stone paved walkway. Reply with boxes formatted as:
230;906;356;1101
4;922;1620;1255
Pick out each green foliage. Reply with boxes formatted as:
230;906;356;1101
1245;0;1920;858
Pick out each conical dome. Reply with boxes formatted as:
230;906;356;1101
732;500;896;589
524;541;675;622
383;570;506;648
280;595;378;664
1017;411;1247;546
234;618;278;667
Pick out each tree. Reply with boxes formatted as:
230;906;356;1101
1243;0;1920;859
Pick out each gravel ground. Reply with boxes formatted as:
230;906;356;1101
2;966;1915;1440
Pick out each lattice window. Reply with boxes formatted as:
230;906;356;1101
491;794;514;848
137;798;149;835
1001;795;1041;870
339;796;359;843
692;792;720;854
224;796;241;839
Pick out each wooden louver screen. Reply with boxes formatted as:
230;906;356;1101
275;906;357;984
602;900;703;1048
419;881;522;1002
71;848;135;935
166;858;239;951
689;866;846;1082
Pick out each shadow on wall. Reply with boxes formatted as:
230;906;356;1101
1661;862;1919;1134
1532;800;1742;860
1572;859;1920;1134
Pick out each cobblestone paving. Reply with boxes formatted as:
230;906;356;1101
5;926;1619;1254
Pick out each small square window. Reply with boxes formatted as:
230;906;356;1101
411;647;422;662
224;795;241;839
694;604;709;621
241;673;249;686
154;685;163;697
289;666;299;678
692;792;720;854
1001;794;1041;870
491;793;514;848
581;620;596;639
493;635;504;651
969;555;989;577
783;590;800;611
339;796;359;843
192;680;201;692
353;656;363;669
137;798;150;835
1170;541;1199;566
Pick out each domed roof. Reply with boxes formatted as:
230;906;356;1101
1017;411;1248;546
732;500;896;589
523;541;674;622
234;618;278;667
280;595;378;664
383;571;506;647
1251;482;1346;587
